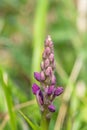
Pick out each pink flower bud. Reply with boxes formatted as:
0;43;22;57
54;87;64;96
49;53;54;62
45;67;52;76
45;35;52;46
36;90;44;105
34;72;41;81
32;83;40;95
47;85;54;95
44;59;50;68
49;41;53;48
48;104;55;112
40;71;45;81
45;47;51;55
51;75;56;85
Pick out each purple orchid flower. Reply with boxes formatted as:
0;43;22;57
32;35;64;117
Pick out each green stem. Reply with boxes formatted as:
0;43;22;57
40;111;50;130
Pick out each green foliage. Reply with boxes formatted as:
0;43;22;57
0;68;17;130
19;110;40;130
0;0;87;130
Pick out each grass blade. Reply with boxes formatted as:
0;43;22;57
0;68;17;130
19;110;40;130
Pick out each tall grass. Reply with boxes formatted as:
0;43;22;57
0;68;17;130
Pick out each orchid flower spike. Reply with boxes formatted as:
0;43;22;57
32;35;64;118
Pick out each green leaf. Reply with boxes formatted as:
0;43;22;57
19;110;40;130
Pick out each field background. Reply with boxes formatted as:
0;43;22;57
0;0;87;130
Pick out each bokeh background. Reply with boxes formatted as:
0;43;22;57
0;0;87;130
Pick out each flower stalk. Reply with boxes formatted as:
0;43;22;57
40;110;50;130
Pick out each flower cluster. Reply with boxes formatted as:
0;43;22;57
32;35;63;115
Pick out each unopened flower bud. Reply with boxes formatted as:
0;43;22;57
40;71;45;81
34;72;41;81
49;41;53;48
45;47;51;55
36;90;44;105
45;67;52;76
32;83;40;95
51;75;56;85
47;85;54;95
44;59;50;68
49;53;54;62
48;104;55;112
54;87;64;96
45;35;51;46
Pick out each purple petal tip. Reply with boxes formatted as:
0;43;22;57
51;75;56;85
47;85;54;95
32;83;40;95
34;72;41;81
54;87;64;96
40;71;45;81
45;67;52;76
48;104;55;112
36;90;44;105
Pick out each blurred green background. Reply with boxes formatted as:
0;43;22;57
0;0;87;130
